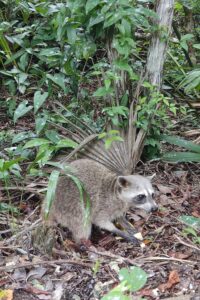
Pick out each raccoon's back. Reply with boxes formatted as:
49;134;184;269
47;159;112;222
69;159;108;191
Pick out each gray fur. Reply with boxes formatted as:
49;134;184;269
47;158;157;243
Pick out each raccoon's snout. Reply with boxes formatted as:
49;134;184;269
150;205;158;212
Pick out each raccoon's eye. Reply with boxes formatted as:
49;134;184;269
138;194;146;201
152;193;155;198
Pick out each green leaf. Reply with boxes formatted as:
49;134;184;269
45;161;74;173
162;135;200;153
43;170;60;219
119;266;147;292
93;87;113;97
45;130;60;144
35;116;47;134
56;138;78;149
88;15;104;27
105;136;124;149
47;73;67;92
179;69;200;92
23;138;51;149
183;226;197;237
162;152;200;163
13;100;33;123
34;91;48;114
0;202;19;213
193;44;200;50
86;0;99;14
67;174;91;225
114;60;133;76
12;132;36;144
179;215;200;229
104;79;111;90
104;12;122;28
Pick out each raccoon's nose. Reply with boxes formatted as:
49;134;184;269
151;206;158;212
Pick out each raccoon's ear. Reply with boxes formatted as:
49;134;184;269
117;176;130;188
147;173;156;180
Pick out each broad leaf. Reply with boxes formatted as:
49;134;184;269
23;138;51;149
56;138;78;149
93;87;113;97
179;215;200;229
35;116;47;134
12;132;36;144
86;0;99;14
14;100;33;123
47;73;67;92
45;130;60;144
34;91;48;113
193;44;200;50
119;266;147;292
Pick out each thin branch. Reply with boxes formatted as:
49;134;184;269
174;234;200;252
0;259;92;273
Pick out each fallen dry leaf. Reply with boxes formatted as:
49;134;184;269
168;251;192;259
24;285;51;296
156;184;173;195
27;266;47;281
138;288;155;298
0;289;13;300
158;270;180;292
192;211;200;218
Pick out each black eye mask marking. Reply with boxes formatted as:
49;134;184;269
134;194;146;203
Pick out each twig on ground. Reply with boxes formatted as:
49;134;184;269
0;186;44;198
87;248;197;265
138;256;197;264
3;218;42;245
0;259;92;273
174;234;200;252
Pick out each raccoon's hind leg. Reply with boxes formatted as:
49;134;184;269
67;221;92;244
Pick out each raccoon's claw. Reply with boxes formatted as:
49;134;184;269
114;228;141;245
126;234;141;245
116;216;138;235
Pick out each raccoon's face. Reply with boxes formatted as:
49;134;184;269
117;174;158;213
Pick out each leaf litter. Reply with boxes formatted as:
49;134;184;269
0;125;200;299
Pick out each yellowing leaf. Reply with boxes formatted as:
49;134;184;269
0;289;13;300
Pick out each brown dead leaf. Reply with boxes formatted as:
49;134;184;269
24;285;51;296
143;239;152;245
158;270;180;292
138;288;157;298
0;280;10;288
159;194;174;207
156;184;173;195
192;211;200;218
168;251;192;259
0;289;13;300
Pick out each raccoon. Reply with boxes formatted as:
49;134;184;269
46;159;157;243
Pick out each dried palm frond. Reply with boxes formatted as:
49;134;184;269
52;91;146;175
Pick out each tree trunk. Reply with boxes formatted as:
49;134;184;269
133;0;174;167
146;0;174;88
